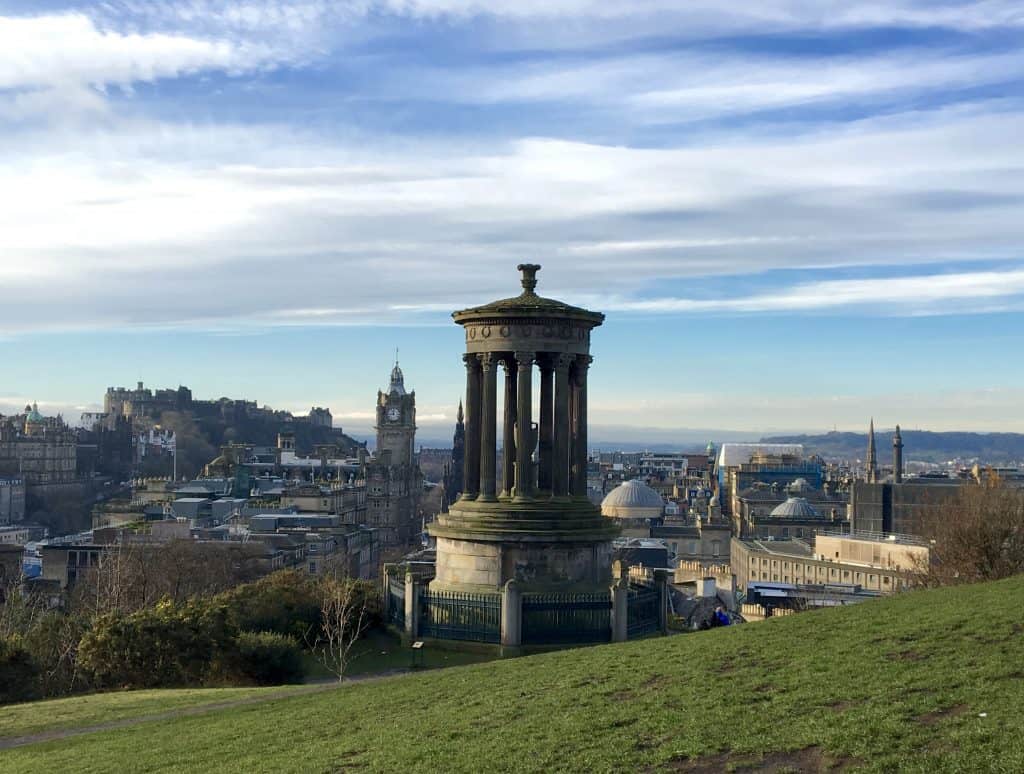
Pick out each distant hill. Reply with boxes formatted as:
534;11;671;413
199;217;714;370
762;430;1024;463
8;576;1024;771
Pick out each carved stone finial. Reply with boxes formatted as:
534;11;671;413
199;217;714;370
517;263;541;294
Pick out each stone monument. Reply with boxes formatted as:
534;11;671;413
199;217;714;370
429;264;619;592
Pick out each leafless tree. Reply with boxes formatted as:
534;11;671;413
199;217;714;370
307;556;370;681
912;476;1024;587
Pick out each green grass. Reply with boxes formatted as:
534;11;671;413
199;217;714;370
4;575;1024;772
303;628;498;680
0;686;281;740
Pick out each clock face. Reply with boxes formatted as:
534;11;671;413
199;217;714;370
386;407;401;422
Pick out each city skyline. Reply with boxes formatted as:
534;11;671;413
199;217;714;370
3;2;1024;432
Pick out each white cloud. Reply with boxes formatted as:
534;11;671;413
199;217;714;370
600;268;1024;314
0;13;282;92
0;103;1022;332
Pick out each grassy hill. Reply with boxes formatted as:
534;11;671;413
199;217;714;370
3;576;1024;772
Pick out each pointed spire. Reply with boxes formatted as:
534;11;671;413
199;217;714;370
457;400;464;424
866;418;878;483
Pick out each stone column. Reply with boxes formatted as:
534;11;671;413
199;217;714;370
404;571;419;640
552;354;572;498
479;353;498;502
571;355;591;498
537;358;553;495
513;351;534;502
610;575;629;643
461;353;481;501
501;356;517;498
500;579;522;647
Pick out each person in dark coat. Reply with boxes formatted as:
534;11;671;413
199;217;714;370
714;606;731;626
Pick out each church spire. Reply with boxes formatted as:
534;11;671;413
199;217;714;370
866;418;878;483
457;399;464;425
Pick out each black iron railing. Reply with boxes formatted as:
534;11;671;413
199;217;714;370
419;590;501;643
627;585;660;639
388;576;406;629
522;591;611;645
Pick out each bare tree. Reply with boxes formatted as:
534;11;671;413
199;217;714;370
307;556;370;682
912;476;1024;587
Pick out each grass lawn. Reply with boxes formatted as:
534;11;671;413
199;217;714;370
303;627;498;681
3;575;1023;772
0;686;281;740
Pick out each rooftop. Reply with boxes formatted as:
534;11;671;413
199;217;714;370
452;264;605;326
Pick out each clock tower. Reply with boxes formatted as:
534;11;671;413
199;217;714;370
365;359;423;547
375;360;416;467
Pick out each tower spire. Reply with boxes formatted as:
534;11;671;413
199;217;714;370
866;418;878;484
893;424;904;484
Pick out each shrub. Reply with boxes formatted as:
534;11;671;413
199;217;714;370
79;598;238;690
0;636;40;704
232;631;306;686
218;570;321;641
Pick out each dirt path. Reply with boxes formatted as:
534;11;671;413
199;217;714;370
0;671;409;752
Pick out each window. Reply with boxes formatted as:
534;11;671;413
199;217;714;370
782;527;789;538
308;562;317;574
711;540;721;557
783;562;789;569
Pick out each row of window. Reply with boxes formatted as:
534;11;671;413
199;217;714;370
748;564;894;586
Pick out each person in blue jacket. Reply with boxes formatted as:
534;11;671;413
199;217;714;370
714;606;731;626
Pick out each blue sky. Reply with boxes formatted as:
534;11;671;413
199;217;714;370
1;1;1023;438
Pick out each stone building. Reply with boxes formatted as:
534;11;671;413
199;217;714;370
363;361;423;548
849;422;963;535
0;477;26;525
0;404;80;498
429;264;618;592
731;531;925;594
734;478;847;539
716;443;822;520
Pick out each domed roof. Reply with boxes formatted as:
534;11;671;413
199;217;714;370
453;264;604;326
601;479;664;519
388;361;406;395
25;402;44;423
769;496;820;519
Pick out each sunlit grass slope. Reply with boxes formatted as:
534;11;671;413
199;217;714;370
4;575;1023;773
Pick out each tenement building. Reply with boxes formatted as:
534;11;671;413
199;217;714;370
364;361;423;548
429;264;619;592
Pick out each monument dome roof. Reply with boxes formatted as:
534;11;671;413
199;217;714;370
769;496;820;519
453;264;604;325
25;402;44;423
601;479;664;519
